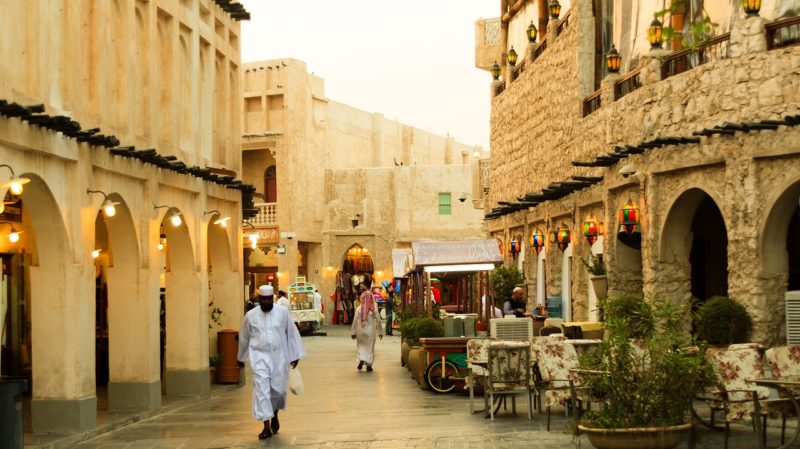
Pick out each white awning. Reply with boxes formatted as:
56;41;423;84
392;248;412;277
411;240;503;268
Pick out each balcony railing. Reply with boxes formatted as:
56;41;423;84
510;61;526;83
252;202;277;227
532;37;548;62
661;33;731;80
614;67;642;101
583;89;602;117
766;16;800;50
494;81;506;97
556;9;572;36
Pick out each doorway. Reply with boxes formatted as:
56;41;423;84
689;195;729;302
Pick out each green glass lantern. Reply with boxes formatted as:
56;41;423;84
618;198;641;236
549;0;561;19
583;214;600;245
526;21;538;43
647;18;663;48
506;47;518;66
490;61;501;80
554;223;571;252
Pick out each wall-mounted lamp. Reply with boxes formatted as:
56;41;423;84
326;265;334;272
618;198;641;236
530;228;545;254
87;189;119;217
583;214;600;245
154;204;182;227
490;61;501;81
606;44;621;73
526;21;538;43
92;249;102;259
157;233;167;251
743;0;762;16
647;18;663;49
204;210;231;227
549;0;561;19
1;222;21;243
509;236;520;259
0;165;30;196
550;223;571;251
506;46;518;66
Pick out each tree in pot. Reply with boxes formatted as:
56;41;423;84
693;296;752;347
409;317;444;386
576;295;715;449
582;254;608;301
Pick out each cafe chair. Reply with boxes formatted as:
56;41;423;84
532;337;585;430
486;341;534;421
761;345;800;446
703;343;771;449
539;326;562;337
466;338;491;414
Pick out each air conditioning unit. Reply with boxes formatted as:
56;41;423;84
786;291;800;344
490;317;533;340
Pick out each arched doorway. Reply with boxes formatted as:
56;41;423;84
659;188;728;310
334;244;374;324
159;207;205;397
206;213;237;356
264;165;276;203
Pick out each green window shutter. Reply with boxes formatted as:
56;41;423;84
438;192;451;216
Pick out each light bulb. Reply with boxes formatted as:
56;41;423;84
248;233;258;243
104;204;117;217
8;231;20;243
9;181;23;195
92;249;101;258
214;216;231;227
157;242;165;251
170;213;182;227
219;220;227;227
250;241;257;249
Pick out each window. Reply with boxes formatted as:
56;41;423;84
438;192;452;216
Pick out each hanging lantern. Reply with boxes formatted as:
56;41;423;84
556;223;571;251
549;0;561;19
606;44;621;73
490;61;501;80
583;214;600;245
506;47;518;66
742;0;762;16
526;21;538;43
530;228;545;254
647;18;663;48
618;198;641;235
497;237;505;255
510;236;520;259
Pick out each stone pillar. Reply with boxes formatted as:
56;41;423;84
491;80;505;99
730;15;767;58
599;73;619;107
639;49;671;87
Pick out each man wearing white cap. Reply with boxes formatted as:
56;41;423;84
238;284;305;440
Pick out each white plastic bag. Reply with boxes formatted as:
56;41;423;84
288;367;304;395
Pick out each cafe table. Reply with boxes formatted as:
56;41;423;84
749;375;800;449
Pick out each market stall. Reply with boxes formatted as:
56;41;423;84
287;276;322;334
333;244;374;325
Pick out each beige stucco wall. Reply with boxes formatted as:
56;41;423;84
0;0;245;431
485;0;800;345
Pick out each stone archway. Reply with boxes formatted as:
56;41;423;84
19;174;91;433
206;213;238;355
160;208;206;397
759;179;800;344
659;188;728;308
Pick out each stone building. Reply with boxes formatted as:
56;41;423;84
478;0;800;344
241;59;486;320
0;0;249;433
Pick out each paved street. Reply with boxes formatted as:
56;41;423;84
29;325;798;449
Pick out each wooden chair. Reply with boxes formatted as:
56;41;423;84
486;341;534;421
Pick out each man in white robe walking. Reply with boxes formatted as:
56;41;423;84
238;285;305;440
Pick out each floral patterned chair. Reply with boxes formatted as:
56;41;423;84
531;336;584;430
466;338;491;414
705;343;771;449
762;345;800;445
486;340;534;421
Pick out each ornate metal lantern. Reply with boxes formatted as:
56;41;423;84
647;18;663;48
618;198;641;235
554;223;571;252
506;47;518;66
549;0;561;19
742;0;762;16
606;44;621;73
530;228;545;254
497;237;505;255
510;236;520;259
583;214;600;245
526;21;538;43
491;61;501;80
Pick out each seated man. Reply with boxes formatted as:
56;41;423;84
503;287;528;317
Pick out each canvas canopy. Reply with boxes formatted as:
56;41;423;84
410;240;503;268
392;248;412;278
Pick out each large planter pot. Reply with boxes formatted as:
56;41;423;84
401;340;411;367
578;423;692;449
408;346;423;381
589;275;608;300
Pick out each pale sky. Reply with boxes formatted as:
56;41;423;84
239;0;498;151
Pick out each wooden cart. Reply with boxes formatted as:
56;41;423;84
418;337;471;394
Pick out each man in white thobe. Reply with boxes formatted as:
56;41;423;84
313;289;322;331
238;285;305;440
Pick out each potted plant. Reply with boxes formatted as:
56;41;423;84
576;295;715;449
209;354;222;385
403;317;443;385
582;254;608;301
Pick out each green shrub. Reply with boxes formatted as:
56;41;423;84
400;317;421;345
491;266;525;304
602;295;655;339
694;296;752;345
209;354;222;368
415;317;443;342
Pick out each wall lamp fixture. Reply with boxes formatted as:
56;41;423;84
0;164;30;195
154;204;182;227
87;189;119;217
0;222;22;243
204;210;231;227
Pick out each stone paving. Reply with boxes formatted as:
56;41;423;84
26;325;800;448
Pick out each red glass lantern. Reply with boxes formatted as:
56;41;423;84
618;198;641;235
556;223;571;251
530;228;545;254
583;214;600;245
